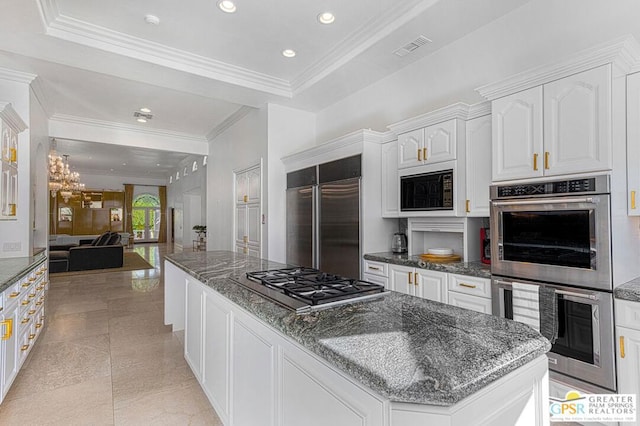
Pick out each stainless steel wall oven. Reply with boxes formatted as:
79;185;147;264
490;175;616;392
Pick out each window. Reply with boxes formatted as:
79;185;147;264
132;194;161;241
192;161;198;172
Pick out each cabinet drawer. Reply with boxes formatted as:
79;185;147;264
363;273;389;290
448;292;492;314
363;260;388;277
448;274;491;298
615;299;640;330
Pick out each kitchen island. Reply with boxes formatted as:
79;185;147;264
164;250;550;426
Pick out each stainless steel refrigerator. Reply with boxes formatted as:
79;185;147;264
286;155;361;279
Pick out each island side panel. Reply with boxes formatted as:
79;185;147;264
164;260;186;331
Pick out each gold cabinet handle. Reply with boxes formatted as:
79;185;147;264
620;336;626;358
544;151;550;170
368;266;381;271
243;247;248;254
1;319;13;340
533;153;538;171
243;195;248;203
243;235;248;243
408;272;413;285
466;200;470;213
35;301;43;306
28;333;36;340
35;322;43;329
9;291;20;298
21;300;29;306
422;147;427;161
459;283;477;289
632;191;636;210
28;309;36;315
417;148;422;161
20;344;29;352
21;318;30;324
414;272;418;285
21;282;30;288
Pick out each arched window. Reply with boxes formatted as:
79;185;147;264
183;166;188;176
192;161;198;172
132;193;161;241
169;176;173;184
176;171;180;180
203;156;207;166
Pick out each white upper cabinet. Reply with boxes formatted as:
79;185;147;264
491;65;611;181
398;119;456;169
465;114;492;216
543;65;611;176
492;86;544;181
381;140;399;217
627;72;640;215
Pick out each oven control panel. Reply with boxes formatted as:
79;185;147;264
491;175;609;199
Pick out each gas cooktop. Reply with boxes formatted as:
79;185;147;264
234;266;387;314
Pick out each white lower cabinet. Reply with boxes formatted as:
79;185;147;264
184;277;203;380
615;299;640;426
447;274;492;314
388;264;448;303
202;294;231;423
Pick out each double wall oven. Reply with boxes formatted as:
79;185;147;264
490;175;616;392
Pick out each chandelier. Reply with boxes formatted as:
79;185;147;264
48;153;85;203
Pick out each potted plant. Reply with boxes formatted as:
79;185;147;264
193;225;207;242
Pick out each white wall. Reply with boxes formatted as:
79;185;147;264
314;0;640;143
167;154;207;247
30;87;49;251
266;104;316;262
207;107;267;251
0;77;31;258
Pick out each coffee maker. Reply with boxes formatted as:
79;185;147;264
391;232;407;254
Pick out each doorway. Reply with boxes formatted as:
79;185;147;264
132;193;161;242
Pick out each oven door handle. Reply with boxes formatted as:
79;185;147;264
492;197;597;206
555;289;598;301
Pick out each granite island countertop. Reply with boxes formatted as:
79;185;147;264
615;277;640;302
364;251;491;279
0;249;47;293
165;250;550;406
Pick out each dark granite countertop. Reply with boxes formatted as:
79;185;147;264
615;277;640;302
0;250;47;293
165;250;549;406
364;252;491;279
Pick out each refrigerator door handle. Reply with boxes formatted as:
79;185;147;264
313;185;319;269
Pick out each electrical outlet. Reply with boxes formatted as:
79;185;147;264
3;242;21;252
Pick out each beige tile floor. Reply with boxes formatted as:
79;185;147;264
0;243;223;425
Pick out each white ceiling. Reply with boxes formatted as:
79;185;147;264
0;0;530;179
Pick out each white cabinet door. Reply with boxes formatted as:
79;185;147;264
617;325;640;423
235;173;247;203
627;72;640;215
184;279;203;380
492;86;544;181
415;269;447;303
232;319;276;426
202;294;231;422
0;306;19;401
423;119;456;164
448;292;492;314
398;129;423;169
246;166;261;203
235;205;246;246
465;115;492;216
543;65;611;177
388;264;414;295
381;141;399;217
247;204;261;247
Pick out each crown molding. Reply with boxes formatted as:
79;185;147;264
477;35;640;101
388;102;471;135
0;66;37;85
37;0;292;98
291;0;437;94
206;106;255;141
466;101;491;120
0;102;28;132
281;129;387;169
49;113;206;143
29;76;54;117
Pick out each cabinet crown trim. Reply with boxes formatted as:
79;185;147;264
388;101;490;135
476;35;640;101
0;102;28;132
0;66;37;85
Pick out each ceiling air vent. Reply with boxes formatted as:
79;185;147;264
393;35;432;57
133;111;153;120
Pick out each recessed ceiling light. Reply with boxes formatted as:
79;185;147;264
156;163;160;167
217;0;236;13
137;118;147;123
140;107;151;113
144;14;160;25
110;168;114;172
282;49;296;58
122;163;127;166
317;12;335;24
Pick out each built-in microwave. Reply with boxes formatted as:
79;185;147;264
400;169;453;211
